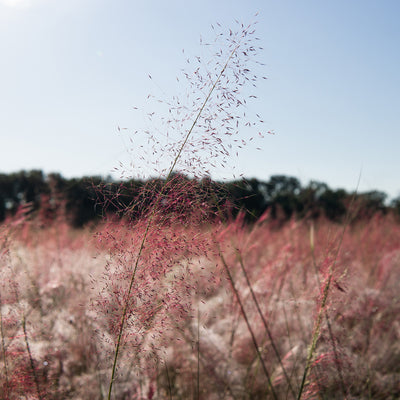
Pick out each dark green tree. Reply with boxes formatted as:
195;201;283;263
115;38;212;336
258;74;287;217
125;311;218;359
319;188;347;221
264;175;302;219
224;178;267;221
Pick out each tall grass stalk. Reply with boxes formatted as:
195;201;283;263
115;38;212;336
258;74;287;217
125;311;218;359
297;187;359;399
309;222;347;398
196;303;200;400
217;243;278;400
235;247;297;398
207;194;293;396
107;24;255;399
164;361;173;400
22;314;43;400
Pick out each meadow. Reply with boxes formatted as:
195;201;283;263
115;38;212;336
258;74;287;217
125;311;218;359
0;210;399;399
1;18;399;399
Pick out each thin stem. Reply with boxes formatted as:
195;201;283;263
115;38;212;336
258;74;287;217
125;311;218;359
309;223;347;398
107;220;151;400
107;32;247;400
217;243;278;400
166;41;240;182
196;304;200;400
22;314;43;400
164;360;173;400
297;273;331;400
235;248;297;399
297;183;359;399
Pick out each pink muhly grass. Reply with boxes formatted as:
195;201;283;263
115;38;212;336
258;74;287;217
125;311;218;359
100;17;268;399
1;203;400;397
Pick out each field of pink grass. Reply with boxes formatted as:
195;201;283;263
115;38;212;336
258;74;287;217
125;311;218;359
1;212;399;399
2;17;400;400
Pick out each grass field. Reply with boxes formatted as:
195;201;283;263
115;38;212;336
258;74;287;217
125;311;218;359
1;212;399;399
2;18;399;400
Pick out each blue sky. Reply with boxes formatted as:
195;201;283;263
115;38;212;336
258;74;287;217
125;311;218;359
1;0;399;199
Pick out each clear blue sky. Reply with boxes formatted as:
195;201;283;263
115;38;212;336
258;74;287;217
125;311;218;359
1;0;399;199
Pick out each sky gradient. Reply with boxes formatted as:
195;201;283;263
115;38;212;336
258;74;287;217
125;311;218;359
1;0;399;199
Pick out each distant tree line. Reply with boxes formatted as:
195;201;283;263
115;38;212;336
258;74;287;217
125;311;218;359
0;170;399;227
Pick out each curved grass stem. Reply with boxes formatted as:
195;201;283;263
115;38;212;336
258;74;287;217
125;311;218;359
107;32;247;400
217;243;278;400
235;248;297;398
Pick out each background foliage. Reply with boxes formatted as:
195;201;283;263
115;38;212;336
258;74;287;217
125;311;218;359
0;170;397;227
